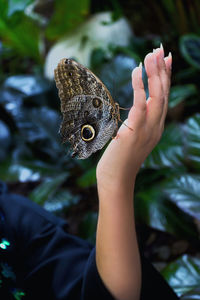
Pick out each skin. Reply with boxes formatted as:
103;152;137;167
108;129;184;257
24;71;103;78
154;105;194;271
95;45;172;300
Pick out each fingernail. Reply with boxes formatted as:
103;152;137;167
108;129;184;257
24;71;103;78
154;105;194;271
159;43;164;58
168;52;172;69
139;62;142;68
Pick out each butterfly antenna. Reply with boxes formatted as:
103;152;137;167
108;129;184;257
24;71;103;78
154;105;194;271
119;106;132;111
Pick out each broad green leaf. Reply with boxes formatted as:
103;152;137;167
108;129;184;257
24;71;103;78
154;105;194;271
135;183;199;240
161;255;200;297
181;288;200;299
144;123;184;169
0;157;63;182
0;161;40;182
7;0;33;16
45;0;90;40
0;121;11;161
175;67;198;81
169;85;198;108
77;166;96;188
44;189;80;215
16;107;65;163
0;9;40;61
4;75;51;97
0;0;8;19
180;34;200;69
135;167;174;194
90;48;108;70
161;0;176;17
183;114;200;171
19;107;60;144
79;212;98;243
165;174;200;220
97;54;138;110
29;173;68;205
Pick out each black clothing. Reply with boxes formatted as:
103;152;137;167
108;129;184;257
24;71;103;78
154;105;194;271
0;181;179;299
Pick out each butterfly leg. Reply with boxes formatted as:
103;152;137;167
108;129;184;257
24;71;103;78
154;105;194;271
112;133;120;140
111;117;119;139
115;102;133;131
119;119;134;131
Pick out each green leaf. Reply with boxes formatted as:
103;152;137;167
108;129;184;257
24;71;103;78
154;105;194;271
169;84;198;108
90;48;108;70
0;9;40;61
135;167;175;194
3;75;51;97
181;288;200;299
180;34;200;69
135;183;199;240
165;174;200;220
0;161;39;182
161;255;200;297
97;54;138;110
175;67;198;81
79;212;98;243
0;0;9;19
0;121;11;161
77;166;96;188
0;156;64;182
7;0;33;16
44;189;80;215
16;107;65;163
29;173;68;205
183;114;200;171
45;0;90;40
144;123;184;169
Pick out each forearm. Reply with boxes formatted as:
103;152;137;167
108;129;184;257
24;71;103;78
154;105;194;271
96;180;141;300
95;45;171;300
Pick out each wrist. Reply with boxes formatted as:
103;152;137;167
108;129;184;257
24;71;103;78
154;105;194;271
97;175;136;200
96;165;137;188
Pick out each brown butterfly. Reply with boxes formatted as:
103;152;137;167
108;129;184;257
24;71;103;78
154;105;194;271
54;58;120;159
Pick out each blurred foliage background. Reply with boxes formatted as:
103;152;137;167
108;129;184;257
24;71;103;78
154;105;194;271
1;0;200;298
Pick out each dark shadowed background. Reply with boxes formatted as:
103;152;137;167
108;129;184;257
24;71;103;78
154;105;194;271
0;1;200;298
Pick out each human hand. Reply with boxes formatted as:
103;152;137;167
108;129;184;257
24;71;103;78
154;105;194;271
96;45;172;192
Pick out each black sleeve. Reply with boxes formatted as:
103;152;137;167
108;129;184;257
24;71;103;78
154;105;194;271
81;247;115;300
0;183;115;300
140;254;179;300
0;181;179;300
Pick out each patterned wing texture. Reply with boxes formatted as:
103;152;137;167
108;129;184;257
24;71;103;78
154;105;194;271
54;58;115;113
54;58;119;159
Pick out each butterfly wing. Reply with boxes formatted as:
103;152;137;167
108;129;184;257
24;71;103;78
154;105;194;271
54;58;116;111
54;58;119;159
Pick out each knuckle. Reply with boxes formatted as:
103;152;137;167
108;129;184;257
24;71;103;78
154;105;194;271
148;127;163;146
161;95;165;104
133;80;144;90
159;61;167;72
137;81;145;90
158;93;165;104
139;102;147;112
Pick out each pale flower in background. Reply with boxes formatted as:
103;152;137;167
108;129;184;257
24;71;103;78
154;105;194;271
44;12;133;80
